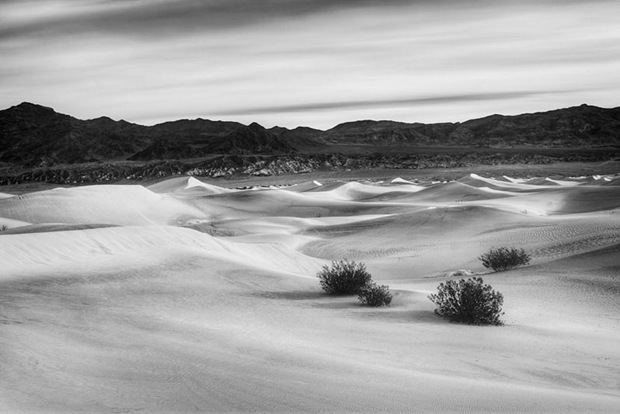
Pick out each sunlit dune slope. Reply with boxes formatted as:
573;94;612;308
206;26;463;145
299;180;425;201
379;180;515;203
0;185;207;225
148;176;234;195
0;225;321;279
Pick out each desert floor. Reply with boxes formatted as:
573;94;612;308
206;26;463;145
1;170;619;413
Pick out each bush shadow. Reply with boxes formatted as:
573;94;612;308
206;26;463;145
253;289;366;309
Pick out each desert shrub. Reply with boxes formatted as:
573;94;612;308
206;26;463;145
316;259;372;295
428;277;504;325
446;269;474;278
358;282;392;307
0;225;6;232
479;247;530;272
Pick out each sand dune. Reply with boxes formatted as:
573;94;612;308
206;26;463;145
0;216;30;230
1;222;116;235
301;180;425;201
392;181;514;203
1;175;619;412
0;225;321;281
148;176;234;195
0;185;207;226
459;173;561;192
187;187;417;221
285;180;325;192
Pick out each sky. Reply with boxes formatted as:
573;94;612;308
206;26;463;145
1;0;619;129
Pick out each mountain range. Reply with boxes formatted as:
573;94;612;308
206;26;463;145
1;102;619;167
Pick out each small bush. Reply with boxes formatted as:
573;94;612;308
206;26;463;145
446;269;474;278
479;247;530;272
358;282;392;307
316;259;372;295
428;277;504;325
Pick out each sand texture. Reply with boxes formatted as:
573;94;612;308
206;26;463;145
1;174;619;413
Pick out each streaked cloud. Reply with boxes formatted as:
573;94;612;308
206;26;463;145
0;0;417;39
216;91;554;116
1;0;619;128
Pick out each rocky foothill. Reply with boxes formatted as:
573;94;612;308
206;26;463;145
1;151;615;186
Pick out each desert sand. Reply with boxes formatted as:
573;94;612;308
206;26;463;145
1;174;619;413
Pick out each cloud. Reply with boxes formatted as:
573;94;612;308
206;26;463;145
1;0;619;129
213;91;565;116
3;0;597;40
0;0;425;41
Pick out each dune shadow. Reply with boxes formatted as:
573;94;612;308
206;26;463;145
252;290;451;318
359;309;445;324
310;300;362;310
253;289;327;301
252;290;368;309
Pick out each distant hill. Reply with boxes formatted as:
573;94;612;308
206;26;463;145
1;102;619;167
0;103;151;166
0;103;310;166
314;104;620;147
128;120;296;161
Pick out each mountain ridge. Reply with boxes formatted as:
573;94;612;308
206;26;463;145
1;102;619;168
